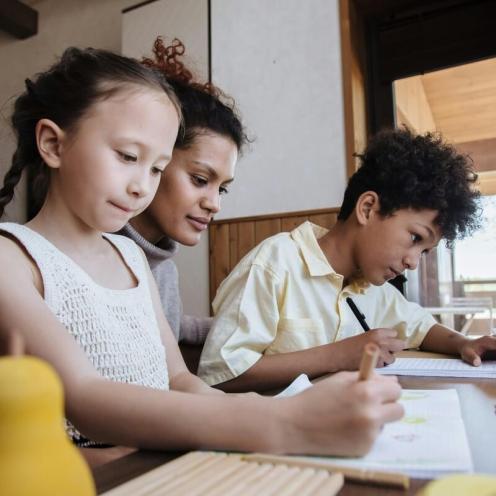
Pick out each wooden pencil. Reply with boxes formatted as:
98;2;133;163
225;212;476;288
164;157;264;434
242;453;409;489
358;342;380;380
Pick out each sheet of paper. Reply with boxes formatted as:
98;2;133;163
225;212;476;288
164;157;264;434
275;373;313;397
293;389;473;479
377;357;496;378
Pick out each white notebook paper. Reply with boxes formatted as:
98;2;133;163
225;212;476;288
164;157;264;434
275;373;313;397
377;357;496;378
297;389;473;479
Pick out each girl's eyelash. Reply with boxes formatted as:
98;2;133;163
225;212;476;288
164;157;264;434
117;151;137;162
219;186;229;195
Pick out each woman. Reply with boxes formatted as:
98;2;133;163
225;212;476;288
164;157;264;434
121;37;246;346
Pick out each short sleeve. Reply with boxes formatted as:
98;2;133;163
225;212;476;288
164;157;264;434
379;284;437;348
198;262;281;385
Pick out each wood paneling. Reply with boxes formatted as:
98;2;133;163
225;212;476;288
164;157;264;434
209;208;340;305
375;1;496;83
456;138;496;173
476;171;496;196
0;0;38;39
237;221;255;261
208;223;229;304
254;219;281;245
281;215;308;232
421;58;496;144
340;0;368;175
395;60;496;178
394;76;436;134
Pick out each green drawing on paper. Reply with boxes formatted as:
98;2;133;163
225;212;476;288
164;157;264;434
401;391;430;401
402;416;427;424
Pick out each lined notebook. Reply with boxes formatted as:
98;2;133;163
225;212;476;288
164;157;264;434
377;357;496;378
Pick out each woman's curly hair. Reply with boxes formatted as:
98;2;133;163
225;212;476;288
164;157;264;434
338;128;481;244
142;37;248;152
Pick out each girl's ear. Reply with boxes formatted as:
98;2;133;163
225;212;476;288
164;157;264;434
355;191;380;226
35;119;65;169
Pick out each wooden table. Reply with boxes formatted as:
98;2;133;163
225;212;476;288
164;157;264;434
93;373;496;495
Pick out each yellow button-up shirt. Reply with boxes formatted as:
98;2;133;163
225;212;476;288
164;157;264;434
198;221;436;385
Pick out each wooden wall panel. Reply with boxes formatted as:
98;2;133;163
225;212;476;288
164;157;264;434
209;208;340;306
209;223;230;304
238;221;255;260
281;215;308;232
228;223;238;271
339;0;368;176
254;219;282;244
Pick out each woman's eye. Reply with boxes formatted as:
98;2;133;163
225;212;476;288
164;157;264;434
192;175;208;186
117;151;137;162
219;186;229;195
411;233;422;243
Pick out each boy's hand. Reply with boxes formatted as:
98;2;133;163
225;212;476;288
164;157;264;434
458;336;496;366
335;329;406;370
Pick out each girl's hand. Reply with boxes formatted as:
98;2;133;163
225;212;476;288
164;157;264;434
459;336;496;366
278;371;403;457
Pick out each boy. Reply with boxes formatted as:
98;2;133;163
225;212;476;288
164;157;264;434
198;128;496;391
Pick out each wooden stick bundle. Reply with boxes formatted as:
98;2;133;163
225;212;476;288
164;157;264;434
101;451;344;496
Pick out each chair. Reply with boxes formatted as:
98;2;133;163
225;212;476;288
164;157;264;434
425;296;494;336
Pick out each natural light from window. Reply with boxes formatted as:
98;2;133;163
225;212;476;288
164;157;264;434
454;195;496;283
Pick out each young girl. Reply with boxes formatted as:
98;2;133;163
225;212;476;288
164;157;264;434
0;47;403;461
119;38;244;346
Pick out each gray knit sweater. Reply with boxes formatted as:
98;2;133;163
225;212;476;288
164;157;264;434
119;224;212;344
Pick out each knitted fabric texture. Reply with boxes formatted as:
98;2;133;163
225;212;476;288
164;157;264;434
0;223;169;446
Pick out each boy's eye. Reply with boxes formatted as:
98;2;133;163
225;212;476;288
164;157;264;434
411;233;422;243
117;151;137;162
192;175;208;186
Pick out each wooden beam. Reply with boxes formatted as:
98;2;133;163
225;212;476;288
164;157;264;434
376;0;496;82
340;0;369;176
394;76;436;134
0;0;38;39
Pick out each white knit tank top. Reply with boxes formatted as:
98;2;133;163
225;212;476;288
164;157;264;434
0;223;169;446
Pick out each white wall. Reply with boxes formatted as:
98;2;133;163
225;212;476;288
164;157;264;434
211;0;347;219
0;0;138;222
122;0;208;73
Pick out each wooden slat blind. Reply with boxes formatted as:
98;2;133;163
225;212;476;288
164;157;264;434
209;208;340;306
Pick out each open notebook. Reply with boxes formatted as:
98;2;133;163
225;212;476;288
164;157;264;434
377;357;496;378
278;376;473;479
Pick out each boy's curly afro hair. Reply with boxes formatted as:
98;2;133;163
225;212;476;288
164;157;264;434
338;128;481;245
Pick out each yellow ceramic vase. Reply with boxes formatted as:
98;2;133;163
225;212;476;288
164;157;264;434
0;355;95;495
417;474;496;495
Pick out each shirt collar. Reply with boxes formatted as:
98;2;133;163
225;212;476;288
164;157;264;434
290;221;369;294
290;221;336;277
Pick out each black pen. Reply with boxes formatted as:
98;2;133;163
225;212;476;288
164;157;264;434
346;297;370;332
